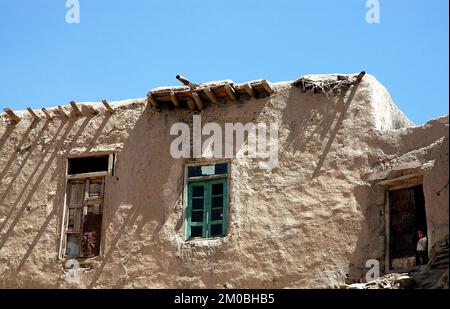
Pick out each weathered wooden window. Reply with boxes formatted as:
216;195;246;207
185;163;229;240
61;155;111;259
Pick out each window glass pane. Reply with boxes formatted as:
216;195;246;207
191;226;203;237
66;235;80;258
211;224;222;237
192;198;204;210
215;163;228;175
212;183;223;196
211;208;223;221
191;211;204;223
188;166;202;177
212;196;223;208
192;186;204;197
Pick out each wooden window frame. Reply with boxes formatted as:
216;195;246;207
58;153;114;261
184;161;230;241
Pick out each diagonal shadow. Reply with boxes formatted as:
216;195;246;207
16;207;56;272
0;116;92;247
0;120;51;207
0;124;16;151
0;122;36;182
87;205;141;288
311;81;362;179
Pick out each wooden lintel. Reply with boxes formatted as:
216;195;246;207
170;91;180;107
70;101;82;116
57;106;69;118
27;108;41;121
102;100;114;113
191;92;204;110
41;108;53;120
147;93;159;108
260;80;273;94
241;83;254;97
3;108;21;123
186;98;197;111
224;83;236;100
376;173;422;187
204;87;218;104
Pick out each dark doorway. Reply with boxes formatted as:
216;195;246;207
389;185;427;270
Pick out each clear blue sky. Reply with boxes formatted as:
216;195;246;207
0;0;448;124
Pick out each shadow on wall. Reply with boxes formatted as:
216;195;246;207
87;97;272;288
0;113;113;287
283;79;362;179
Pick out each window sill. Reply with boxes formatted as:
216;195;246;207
185;236;227;246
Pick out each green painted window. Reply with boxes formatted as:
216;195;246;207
186;165;228;240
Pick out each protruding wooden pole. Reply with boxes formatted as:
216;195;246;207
58;106;69;118
41;108;53;120
102;100;114;113
27;108;41;121
224;83;236;100
87;105;98;115
241;83;254;97
170;91;180;107
3;108;21;123
204;87;218;104
70;101;82;116
260;80;273;94
355;71;366;83
191;92;204;110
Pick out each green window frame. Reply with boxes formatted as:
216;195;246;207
186;178;228;240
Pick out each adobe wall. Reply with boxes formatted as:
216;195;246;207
0;74;447;288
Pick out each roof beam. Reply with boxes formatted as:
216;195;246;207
204;87;218;104
102;100;114;113
27;108;41;121
224;83;236;100
87;105;99;115
186;98;197;111
147;93;159;109
70;101;82;116
3;108;21;123
260;80;273;94
58;106;70;118
241;83;254;97
191;92;204;110
170;90;180;107
41;108;53;120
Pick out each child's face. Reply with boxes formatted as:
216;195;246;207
418;231;423;238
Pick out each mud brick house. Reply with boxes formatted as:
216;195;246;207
0;72;448;288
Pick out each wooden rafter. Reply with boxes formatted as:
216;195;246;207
204;87;219;104
41;108;53;120
260;80;273;94
87;105;98;115
70;101;82;116
27;108;40;121
3;108;21;123
224;83;236;100
186;98;197;111
102;100;114;113
191;92;204;110
170;90;180;107
58;106;69;118
241;83;254;97
147;93;159;109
